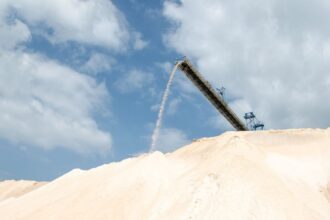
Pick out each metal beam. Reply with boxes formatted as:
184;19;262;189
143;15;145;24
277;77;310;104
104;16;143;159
177;59;248;131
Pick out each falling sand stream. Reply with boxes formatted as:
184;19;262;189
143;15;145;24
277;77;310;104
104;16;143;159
150;62;181;152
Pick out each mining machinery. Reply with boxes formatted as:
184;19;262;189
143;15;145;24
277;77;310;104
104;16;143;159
177;58;249;131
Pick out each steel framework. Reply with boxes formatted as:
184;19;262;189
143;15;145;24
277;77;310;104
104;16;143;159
177;58;248;131
244;112;264;130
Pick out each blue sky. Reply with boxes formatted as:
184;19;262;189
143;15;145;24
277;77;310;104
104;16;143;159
1;0;330;181
0;0;227;181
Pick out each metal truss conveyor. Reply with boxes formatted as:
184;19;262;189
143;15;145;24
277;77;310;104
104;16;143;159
177;58;248;131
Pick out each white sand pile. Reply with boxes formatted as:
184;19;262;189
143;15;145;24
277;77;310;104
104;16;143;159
0;129;330;219
0;180;46;203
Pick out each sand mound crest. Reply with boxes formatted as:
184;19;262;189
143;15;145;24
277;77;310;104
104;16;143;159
0;129;329;219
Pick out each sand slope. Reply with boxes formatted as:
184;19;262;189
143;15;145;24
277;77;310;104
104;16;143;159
0;129;329;219
0;180;46;203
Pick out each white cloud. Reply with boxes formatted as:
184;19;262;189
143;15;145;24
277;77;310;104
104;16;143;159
166;97;182;115
133;32;149;50
156;61;172;74
7;0;129;50
0;0;123;154
0;51;112;154
82;52;115;74
150;103;160;112
153;127;190;153
207;115;234;132
114;69;154;93
0;19;31;50
163;0;330;129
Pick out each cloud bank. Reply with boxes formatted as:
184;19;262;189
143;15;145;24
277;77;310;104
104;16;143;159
8;0;129;50
0;0;138;154
164;0;330;129
153;127;190;153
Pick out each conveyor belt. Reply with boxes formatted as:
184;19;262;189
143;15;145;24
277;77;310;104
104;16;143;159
177;59;248;131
